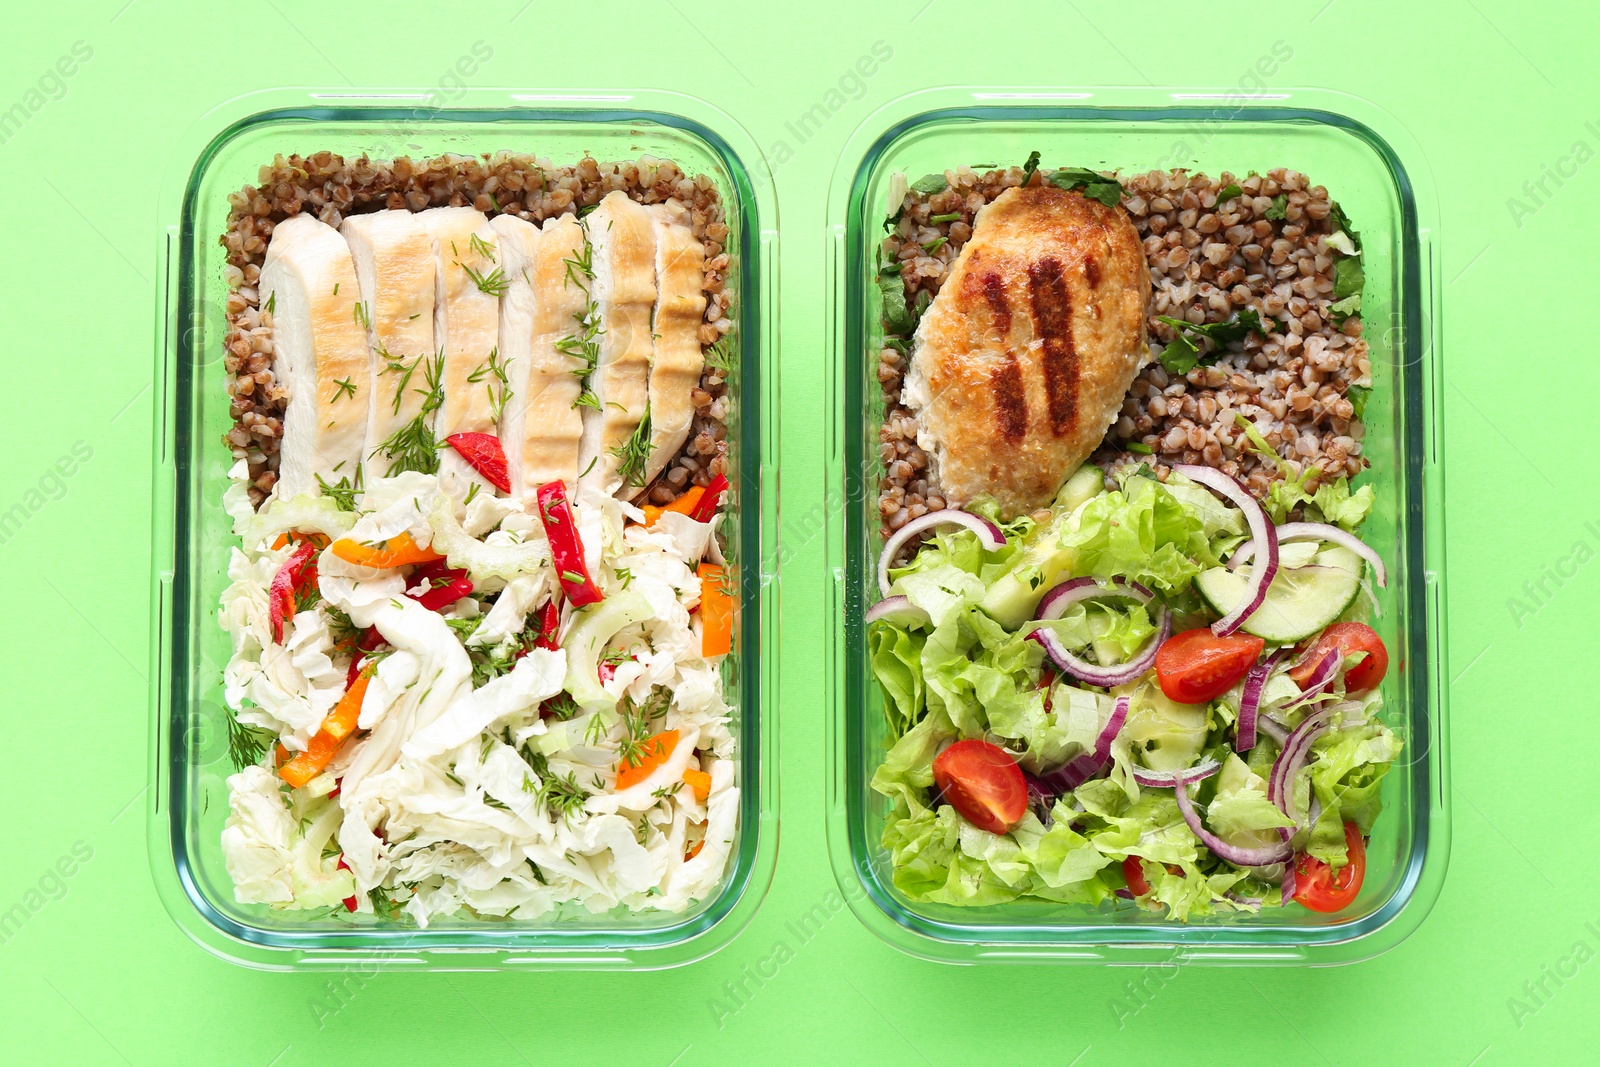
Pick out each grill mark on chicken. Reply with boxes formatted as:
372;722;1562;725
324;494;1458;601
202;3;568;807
990;357;1027;443
1026;256;1079;438
980;272;1011;333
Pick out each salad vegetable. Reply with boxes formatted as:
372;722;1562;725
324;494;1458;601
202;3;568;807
867;461;1399;919
218;462;739;926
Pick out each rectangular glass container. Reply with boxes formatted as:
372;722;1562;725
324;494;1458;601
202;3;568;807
148;88;778;970
824;87;1446;964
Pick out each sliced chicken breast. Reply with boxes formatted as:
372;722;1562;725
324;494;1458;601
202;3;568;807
339;210;437;479
491;213;588;504
577;191;656;498
905;185;1150;519
636;201;707;494
259;214;370;499
417;206;504;492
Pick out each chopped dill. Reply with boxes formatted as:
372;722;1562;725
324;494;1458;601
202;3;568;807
608;402;653;488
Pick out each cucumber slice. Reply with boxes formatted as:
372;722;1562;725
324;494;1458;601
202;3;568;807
1194;545;1364;643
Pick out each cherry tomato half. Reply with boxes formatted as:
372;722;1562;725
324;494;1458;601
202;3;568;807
1155;628;1266;704
1291;821;1367;913
1122;856;1151;897
1290;622;1388;694
932;739;1027;835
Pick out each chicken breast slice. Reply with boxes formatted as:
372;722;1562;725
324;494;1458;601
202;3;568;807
904;185;1150;519
636;201;707;494
339;210;438;480
417;206;505;493
259;214;370;499
491;214;588;504
577;191;656;498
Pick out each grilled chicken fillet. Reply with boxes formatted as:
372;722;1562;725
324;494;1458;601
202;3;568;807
903;185;1150;519
259;214;370;499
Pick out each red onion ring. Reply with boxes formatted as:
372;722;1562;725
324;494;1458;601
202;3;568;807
1172;465;1278;637
864;595;931;627
1174;776;1295;867
1284;648;1342;710
1236;650;1285;754
1035;695;1131;794
1228;521;1387;588
1029;579;1169;688
877;509;1005;597
1282;862;1297;905
1131;758;1221;789
1267;704;1340;830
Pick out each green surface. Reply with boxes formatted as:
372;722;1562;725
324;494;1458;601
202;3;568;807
0;1;1594;1063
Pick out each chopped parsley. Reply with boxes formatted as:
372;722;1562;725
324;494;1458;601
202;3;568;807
1265;194;1289;220
1347;384;1372;420
1155;309;1267;375
1020;149;1041;185
1215;182;1243;204
1045;167;1125;207
910;172;948;195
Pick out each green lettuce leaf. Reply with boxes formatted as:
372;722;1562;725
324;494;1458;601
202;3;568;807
868;620;926;735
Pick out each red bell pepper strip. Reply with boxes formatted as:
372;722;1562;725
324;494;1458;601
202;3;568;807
335;855;358;912
268;540;319;644
535;481;604;607
407;558;474;612
347;626;386;687
688;474;728;523
445;432;511;493
534;600;562;650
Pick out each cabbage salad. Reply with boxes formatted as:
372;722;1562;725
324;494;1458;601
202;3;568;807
217;464;737;926
868;455;1402;920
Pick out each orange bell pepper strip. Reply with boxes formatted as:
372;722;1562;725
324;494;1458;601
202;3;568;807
280;670;373;788
329;531;443;569
682;768;711;802
271;531;330;551
614;729;680;791
638;485;706;528
697;563;733;657
686;839;704;860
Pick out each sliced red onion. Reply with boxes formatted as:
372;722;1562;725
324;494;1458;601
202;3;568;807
1113;887;1135;900
1036;575;1154;617
1173;464;1278;637
1284;648;1342;710
1282;863;1297;904
1267;704;1339;830
877;509;1005;597
1131;757;1221;789
1035;696;1130;794
1030;580;1169;688
1174;777;1294;866
1235;650;1285;754
1256;715;1289;746
864;595;931;627
1228;521;1387;588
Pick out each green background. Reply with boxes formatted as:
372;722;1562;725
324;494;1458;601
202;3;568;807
2;1;1594;1063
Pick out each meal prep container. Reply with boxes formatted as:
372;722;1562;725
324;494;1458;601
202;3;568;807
824;87;1446;964
148;88;778;970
